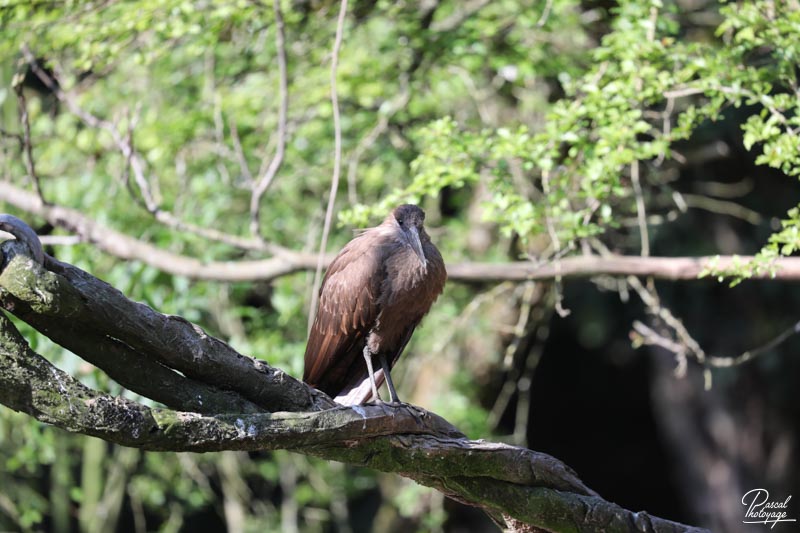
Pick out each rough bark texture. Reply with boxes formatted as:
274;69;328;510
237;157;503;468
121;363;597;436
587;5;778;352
0;223;707;532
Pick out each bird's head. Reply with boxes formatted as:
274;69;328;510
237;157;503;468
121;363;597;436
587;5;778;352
390;204;427;266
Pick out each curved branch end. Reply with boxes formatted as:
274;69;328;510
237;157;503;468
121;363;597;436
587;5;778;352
0;214;45;265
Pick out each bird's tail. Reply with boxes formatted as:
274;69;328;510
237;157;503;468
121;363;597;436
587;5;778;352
333;368;386;406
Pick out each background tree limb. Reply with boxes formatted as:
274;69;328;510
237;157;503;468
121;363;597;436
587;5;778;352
2;184;799;284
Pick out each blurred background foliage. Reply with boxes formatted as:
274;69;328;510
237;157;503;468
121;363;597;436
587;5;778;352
1;0;800;531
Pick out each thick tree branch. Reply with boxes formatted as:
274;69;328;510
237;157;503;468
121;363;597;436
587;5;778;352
0;217;707;532
0;314;453;446
0;214;44;264
3;185;800;285
0;244;330;414
0;312;650;530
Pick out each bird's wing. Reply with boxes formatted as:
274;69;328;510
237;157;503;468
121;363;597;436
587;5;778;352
331;237;447;405
303;234;384;393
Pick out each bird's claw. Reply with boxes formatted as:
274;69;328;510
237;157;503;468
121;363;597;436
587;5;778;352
366;398;427;426
388;401;427;425
404;403;428;425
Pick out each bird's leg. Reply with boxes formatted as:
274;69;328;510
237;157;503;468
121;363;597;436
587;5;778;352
363;345;381;402
379;354;401;403
379;354;428;424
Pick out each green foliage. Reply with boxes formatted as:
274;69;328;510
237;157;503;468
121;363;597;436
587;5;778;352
685;2;800;283
348;1;800;277
346;1;708;247
0;411;55;530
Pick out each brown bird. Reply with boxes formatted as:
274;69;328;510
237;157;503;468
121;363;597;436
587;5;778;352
303;204;446;405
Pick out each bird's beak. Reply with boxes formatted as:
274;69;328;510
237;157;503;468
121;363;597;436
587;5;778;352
404;225;427;266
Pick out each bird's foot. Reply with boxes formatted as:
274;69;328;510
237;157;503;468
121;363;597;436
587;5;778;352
387;400;427;426
366;397;400;419
365;396;389;411
366;398;427;425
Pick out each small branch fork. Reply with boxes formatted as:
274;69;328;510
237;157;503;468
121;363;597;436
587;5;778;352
586;239;800;383
632;320;800;371
0;216;705;532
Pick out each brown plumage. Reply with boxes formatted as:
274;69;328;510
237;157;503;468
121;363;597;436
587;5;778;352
303;204;446;405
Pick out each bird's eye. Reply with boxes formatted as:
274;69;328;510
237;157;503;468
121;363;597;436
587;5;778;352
398;219;404;226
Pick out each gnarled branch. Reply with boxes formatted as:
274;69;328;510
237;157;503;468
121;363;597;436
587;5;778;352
0;216;706;532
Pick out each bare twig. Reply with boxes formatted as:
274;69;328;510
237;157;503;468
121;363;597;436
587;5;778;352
540;169;570;317
0;127;24;147
21;44;158;212
501;282;540;368
693;178;753;199
512;314;549;448
630;160;650;257
38;235;82;246
128;486;146;533
706;320;800;367
662;86;705;99
590;239;702;380
0;185;313;281
249;0;289;238
346;76;411;204
487;283;550;446
666;84;795;134
633;320;800;369
309;0;348;332
536;0;554;26
431;0;492;32
120;103;144;209
646;5;658;42
629;275;706;362
12;68;46;203
433;283;513;355
681;193;762;225
448;65;492;123
444;255;800;282
625;270;707;382
228;117;255;185
207;55;252;188
656;96;675;165
631;321;688;377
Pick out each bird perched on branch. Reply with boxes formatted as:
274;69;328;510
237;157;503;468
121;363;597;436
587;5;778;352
303;204;446;406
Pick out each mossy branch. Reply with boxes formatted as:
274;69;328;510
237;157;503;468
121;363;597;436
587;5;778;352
0;217;707;533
